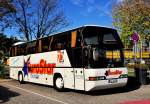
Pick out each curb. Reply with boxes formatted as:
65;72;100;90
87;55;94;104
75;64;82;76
0;78;12;83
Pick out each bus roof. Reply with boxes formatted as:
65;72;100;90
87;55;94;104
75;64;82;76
12;42;26;46
38;25;116;40
83;24;113;29
59;25;115;35
12;25;117;46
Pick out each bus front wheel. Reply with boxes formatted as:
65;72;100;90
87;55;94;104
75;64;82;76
18;72;24;84
54;76;64;91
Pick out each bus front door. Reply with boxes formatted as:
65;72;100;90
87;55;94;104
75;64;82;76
74;68;85;90
73;48;85;90
64;68;75;89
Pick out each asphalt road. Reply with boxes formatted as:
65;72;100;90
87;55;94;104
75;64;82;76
0;79;150;104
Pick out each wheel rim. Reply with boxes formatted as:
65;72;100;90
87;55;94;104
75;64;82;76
19;74;22;82
55;77;63;89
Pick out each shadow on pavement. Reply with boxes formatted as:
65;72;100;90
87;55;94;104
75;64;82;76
71;77;141;96
85;77;141;96
0;85;20;103
15;76;143;96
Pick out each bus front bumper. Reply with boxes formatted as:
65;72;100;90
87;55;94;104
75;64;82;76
85;78;128;91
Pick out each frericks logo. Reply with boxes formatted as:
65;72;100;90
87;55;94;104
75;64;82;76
105;69;122;76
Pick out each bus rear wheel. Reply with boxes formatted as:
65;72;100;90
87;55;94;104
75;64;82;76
18;73;24;84
54;76;64;91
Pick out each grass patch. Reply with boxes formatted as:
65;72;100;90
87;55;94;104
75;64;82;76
128;71;135;77
127;63;149;70
127;62;150;77
0;64;9;79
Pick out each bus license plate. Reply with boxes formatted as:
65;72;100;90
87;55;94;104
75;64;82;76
108;79;117;83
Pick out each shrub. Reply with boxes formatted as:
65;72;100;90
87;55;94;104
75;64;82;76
0;64;5;78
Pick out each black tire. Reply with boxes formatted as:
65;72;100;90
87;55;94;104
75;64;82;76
54;76;64;91
18;72;24;84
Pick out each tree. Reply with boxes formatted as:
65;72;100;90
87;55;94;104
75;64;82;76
112;0;150;48
0;0;16;32
1;0;68;41
35;0;67;39
0;33;18;57
0;0;16;17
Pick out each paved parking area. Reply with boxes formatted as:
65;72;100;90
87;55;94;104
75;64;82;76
0;78;150;104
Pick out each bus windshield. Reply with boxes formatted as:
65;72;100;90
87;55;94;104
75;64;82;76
83;26;124;68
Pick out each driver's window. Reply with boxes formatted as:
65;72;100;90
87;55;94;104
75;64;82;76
99;49;106;58
84;36;98;45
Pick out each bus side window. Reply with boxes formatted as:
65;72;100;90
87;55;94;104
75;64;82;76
54;39;65;50
58;34;67;50
22;44;27;55
10;48;13;57
76;32;82;48
66;33;71;49
27;41;36;54
14;47;17;56
51;34;67;51
51;38;56;51
10;47;15;57
41;37;50;52
16;46;19;56
10;48;12;57
17;45;26;56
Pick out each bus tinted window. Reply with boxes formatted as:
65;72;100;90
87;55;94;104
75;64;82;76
41;37;50;52
10;47;15;57
17;44;26;56
103;33;117;45
27;41;36;54
66;33;71;49
84;36;98;45
82;27;124;68
51;34;68;51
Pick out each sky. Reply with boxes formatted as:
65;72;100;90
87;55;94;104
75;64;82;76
5;0;124;37
60;0;123;30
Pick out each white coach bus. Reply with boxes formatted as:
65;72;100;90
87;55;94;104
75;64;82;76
8;25;128;91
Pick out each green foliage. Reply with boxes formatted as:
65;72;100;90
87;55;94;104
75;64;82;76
127;63;149;70
0;64;5;78
128;71;135;77
135;63;149;70
0;33;18;58
0;51;4;60
0;63;9;78
112;0;150;48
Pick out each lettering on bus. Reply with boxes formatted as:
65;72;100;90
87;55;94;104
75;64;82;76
28;59;56;75
23;56;31;77
105;69;122;76
57;50;64;63
30;74;39;79
12;57;20;64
